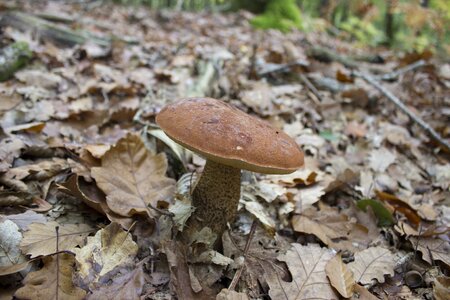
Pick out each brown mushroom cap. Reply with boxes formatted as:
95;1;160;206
156;97;304;174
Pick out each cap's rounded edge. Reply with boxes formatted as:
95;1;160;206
166;131;304;174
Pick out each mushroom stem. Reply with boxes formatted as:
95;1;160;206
189;159;241;239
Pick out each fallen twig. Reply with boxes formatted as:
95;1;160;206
354;71;450;152
228;220;257;291
298;73;323;104
375;60;426;81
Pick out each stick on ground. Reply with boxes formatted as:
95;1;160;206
354;71;450;152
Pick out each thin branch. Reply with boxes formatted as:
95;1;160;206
375;60;426;81
228;220;258;291
353;71;450;152
55;226;60;300
299;73;323;104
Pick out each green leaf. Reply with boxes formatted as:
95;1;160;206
357;198;395;227
319;130;339;141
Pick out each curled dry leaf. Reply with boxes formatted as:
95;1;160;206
58;174;134;229
325;254;355;298
20;221;93;258
409;237;450;267
14;253;86;300
263;243;338;300
91;133;175;219
348;247;395;285
292;206;372;251
74;222;138;290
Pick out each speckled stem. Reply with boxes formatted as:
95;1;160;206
189;159;241;240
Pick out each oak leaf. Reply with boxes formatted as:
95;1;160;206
14;253;86;300
348;247;395;285
91;134;175;219
409;237;450;267
20;221;93;258
263;243;338;300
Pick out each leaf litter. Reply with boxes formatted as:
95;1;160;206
0;1;449;299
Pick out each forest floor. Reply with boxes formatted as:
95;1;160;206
0;1;449;299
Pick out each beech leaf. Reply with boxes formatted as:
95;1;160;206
348;247;395;285
325;254;355;298
14;253;86;300
91;133;175;219
20;221;93;258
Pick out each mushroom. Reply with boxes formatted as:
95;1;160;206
156;97;304;242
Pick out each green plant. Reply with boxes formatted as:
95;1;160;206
250;0;303;33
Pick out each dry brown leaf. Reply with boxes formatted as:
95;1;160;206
163;240;211;300
58;174;134;229
91;133;175;219
216;289;249;300
351;284;379;300
369;148;396;173
74;222;138;290
409;237;450;267
20;221;93;258
263;243;338;300
0;220;26;268
0;259;32;276
292;206;371;251
5;122;46;134
0;135;25;173
325;254;355;298
14;253;86;300
348;247;395;285
433;276;450;300
0;210;46;230
86;265;145;300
